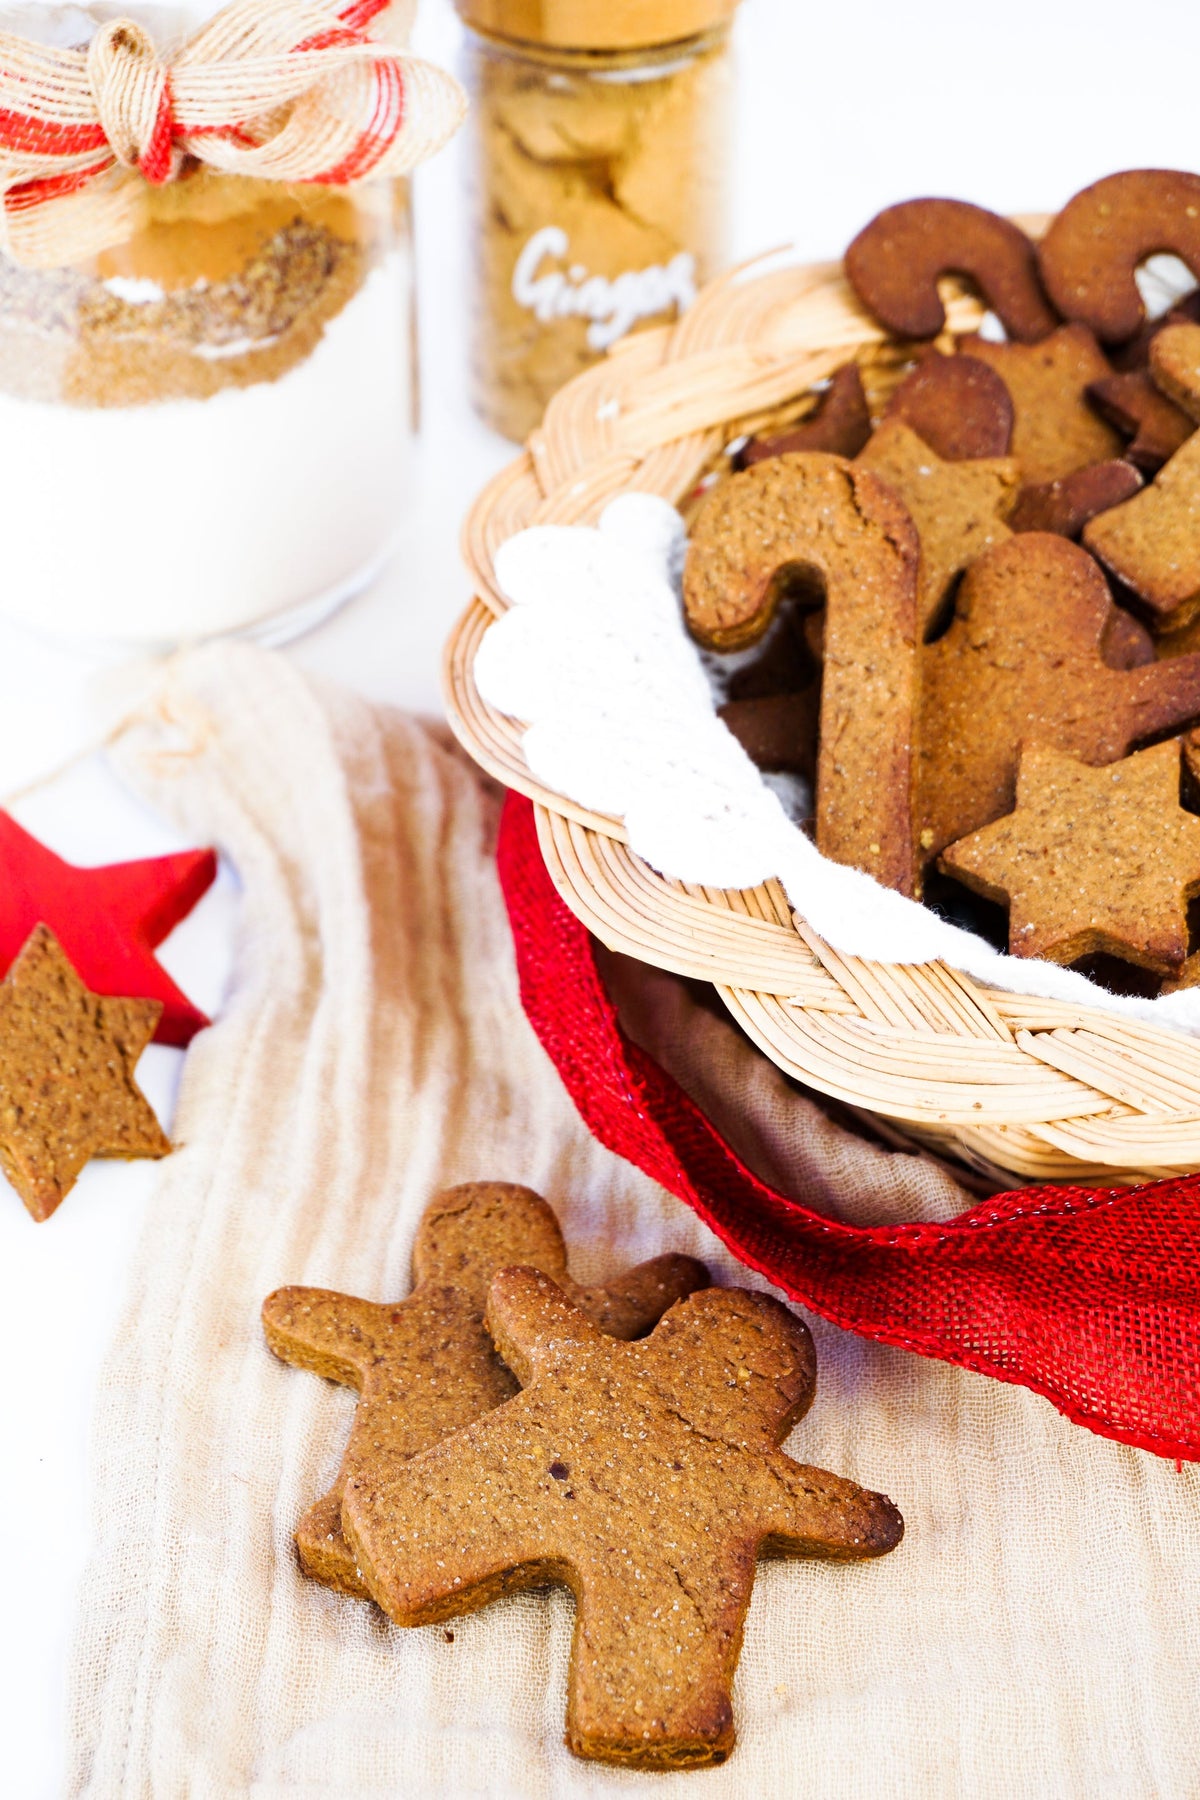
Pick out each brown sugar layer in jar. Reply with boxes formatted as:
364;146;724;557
0;174;397;408
466;33;733;441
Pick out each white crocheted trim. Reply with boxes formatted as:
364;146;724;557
474;493;1200;1036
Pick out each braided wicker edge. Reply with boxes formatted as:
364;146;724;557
443;248;1200;1184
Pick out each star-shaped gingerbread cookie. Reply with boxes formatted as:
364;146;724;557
0;811;215;1047
263;1182;709;1598
940;739;1200;970
0;924;170;1221
964;323;1123;483
917;532;1200;863
857;417;1019;634
343;1270;902;1770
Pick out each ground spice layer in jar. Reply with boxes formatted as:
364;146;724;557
0;180;379;409
456;0;739;442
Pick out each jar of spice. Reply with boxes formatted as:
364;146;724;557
0;0;462;645
455;0;739;442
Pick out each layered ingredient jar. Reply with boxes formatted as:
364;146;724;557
0;0;458;644
455;0;739;441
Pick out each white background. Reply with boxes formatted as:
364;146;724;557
3;1;1200;1792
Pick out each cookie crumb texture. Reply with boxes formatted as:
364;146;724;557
343;1272;902;1770
462;32;732;441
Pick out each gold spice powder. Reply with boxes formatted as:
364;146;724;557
461;27;735;441
0;173;403;410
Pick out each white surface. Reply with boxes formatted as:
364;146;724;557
4;0;1200;1792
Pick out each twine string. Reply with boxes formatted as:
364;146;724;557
86;21;176;181
0;0;465;264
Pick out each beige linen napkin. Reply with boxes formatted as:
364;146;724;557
67;643;1200;1798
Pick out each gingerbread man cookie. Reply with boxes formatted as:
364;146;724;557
344;1271;903;1770
683;452;921;894
264;1183;709;1597
941;739;1200;972
917;533;1200;862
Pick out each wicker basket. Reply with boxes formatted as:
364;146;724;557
443;247;1200;1188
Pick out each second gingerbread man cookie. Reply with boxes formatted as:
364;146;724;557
344;1271;903;1770
917;533;1200;862
263;1182;708;1597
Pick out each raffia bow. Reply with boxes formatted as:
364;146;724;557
0;0;465;265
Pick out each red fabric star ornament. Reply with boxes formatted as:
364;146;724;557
0;812;216;1047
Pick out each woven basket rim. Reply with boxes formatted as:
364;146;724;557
443;245;1200;1186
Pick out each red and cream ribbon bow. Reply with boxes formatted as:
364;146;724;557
0;0;464;264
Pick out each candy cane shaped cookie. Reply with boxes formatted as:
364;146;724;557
845;198;1059;343
1039;170;1200;345
683;452;921;895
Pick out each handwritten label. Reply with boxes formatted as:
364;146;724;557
511;225;697;352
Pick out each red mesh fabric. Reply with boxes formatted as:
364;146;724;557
498;793;1200;1463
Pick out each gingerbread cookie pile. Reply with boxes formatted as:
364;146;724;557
696;170;1200;993
264;1182;902;1768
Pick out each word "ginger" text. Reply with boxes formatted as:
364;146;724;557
512;226;697;351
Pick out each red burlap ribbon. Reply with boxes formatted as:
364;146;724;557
499;792;1200;1463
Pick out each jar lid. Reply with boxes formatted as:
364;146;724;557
453;0;739;50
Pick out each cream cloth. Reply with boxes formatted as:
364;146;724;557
67;643;1200;1798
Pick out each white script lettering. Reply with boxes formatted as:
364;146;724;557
511;225;697;351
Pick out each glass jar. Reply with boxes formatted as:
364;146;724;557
0;3;422;646
456;0;738;442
